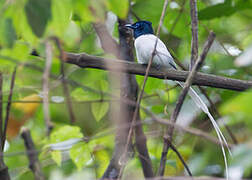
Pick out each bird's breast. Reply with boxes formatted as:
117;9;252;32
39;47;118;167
134;35;156;64
134;34;175;68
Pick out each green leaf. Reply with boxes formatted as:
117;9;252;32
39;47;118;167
25;0;52;37
106;0;129;19
69;142;92;171
4;1;38;45
47;0;72;37
91;102;109;121
198;2;235;20
49;125;83;143
0;18;17;48
51;150;62;166
198;0;252;20
62;21;81;47
71;80;109;101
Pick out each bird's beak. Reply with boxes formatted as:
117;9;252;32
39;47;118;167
125;24;134;29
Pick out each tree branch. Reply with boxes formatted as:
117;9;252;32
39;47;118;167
189;0;199;69
0;72;10;180
21;128;45;180
64;52;252;91
51;37;76;124
93;23;120;57
168;140;192;177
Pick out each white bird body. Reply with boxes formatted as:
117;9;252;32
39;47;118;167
134;34;176;68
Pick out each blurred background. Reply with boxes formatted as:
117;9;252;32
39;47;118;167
0;0;252;179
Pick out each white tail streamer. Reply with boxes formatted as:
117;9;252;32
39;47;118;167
176;81;232;179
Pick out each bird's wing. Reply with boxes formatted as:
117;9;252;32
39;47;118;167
155;37;177;68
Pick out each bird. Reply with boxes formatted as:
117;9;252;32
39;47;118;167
125;20;231;179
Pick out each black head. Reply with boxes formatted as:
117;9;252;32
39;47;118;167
125;21;154;39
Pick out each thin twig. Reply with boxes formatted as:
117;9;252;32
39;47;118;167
189;0;199;69
43;41;53;135
129;9;142;21
158;32;216;176
0;111;233;160
2;67;17;150
51;37;76;124
168;140;192;176
118;0;169;178
21;128;45;180
147;113;233;148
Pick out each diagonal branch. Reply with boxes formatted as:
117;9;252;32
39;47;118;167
158;32;216;176
2;67;17;150
93;23;120;57
168;140;192;177
171;32;215;124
